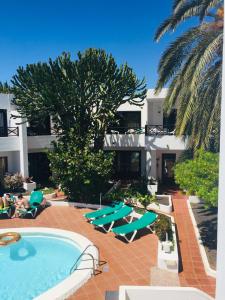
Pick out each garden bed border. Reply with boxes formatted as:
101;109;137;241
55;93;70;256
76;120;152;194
187;199;216;278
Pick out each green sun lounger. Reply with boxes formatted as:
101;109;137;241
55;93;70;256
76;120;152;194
112;211;158;243
0;206;12;218
18;191;44;218
84;201;124;221
91;205;133;232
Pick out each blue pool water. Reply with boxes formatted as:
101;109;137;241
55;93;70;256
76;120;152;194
0;234;82;300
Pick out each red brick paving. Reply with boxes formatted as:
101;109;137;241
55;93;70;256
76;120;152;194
0;193;216;299
172;191;216;298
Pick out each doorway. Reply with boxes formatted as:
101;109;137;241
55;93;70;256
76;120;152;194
28;153;51;184
114;151;141;179
162;153;176;183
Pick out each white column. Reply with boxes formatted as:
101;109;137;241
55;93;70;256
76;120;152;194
18;119;29;177
215;21;225;300
146;150;157;179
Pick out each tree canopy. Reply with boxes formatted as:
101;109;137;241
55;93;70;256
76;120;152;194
155;0;223;151
12;48;146;149
174;150;219;207
11;48;146;201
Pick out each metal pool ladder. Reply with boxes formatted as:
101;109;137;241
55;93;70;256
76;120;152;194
70;244;106;276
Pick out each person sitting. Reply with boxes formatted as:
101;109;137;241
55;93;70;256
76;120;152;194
0;193;9;209
4;193;14;205
12;194;30;218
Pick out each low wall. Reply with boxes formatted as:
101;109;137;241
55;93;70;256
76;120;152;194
118;286;214;300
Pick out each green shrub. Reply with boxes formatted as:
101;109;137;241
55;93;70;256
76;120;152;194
48;139;114;203
155;215;173;242
136;193;156;210
4;173;24;192
174;150;218;207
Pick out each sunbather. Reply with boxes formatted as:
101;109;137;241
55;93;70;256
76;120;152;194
4;193;13;205
0;193;9;209
12;194;30;218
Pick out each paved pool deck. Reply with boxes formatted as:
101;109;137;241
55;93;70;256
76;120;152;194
0;191;216;299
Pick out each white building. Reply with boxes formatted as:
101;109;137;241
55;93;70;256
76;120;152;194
0;89;187;184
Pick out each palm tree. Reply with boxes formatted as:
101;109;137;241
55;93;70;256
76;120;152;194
155;0;223;151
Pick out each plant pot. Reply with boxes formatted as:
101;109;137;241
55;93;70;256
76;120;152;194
162;241;173;253
189;195;203;204
23;181;36;193
147;183;158;195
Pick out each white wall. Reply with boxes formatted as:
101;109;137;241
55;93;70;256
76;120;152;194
145;135;187;151
105;134;145;148
27;136;56;150
119;286;213;300
0;151;20;173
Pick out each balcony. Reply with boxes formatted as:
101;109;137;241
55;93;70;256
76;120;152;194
0;127;20;151
105;127;145;148
0;127;19;137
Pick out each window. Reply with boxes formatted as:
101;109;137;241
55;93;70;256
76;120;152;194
163;109;177;131
108;111;141;134
27;116;51;136
0;109;7;137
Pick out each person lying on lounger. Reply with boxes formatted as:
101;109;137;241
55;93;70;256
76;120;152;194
12;194;30;218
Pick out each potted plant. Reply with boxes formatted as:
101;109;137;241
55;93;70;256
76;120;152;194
147;177;158;195
23;176;36;193
155;215;173;253
136;193;156;210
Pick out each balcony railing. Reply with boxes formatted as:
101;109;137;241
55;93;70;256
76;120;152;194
107;127;145;135
145;125;175;136
107;125;175;136
0;127;19;137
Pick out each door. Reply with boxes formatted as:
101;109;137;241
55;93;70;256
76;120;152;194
28;153;51;184
162;153;176;183
0;109;7;137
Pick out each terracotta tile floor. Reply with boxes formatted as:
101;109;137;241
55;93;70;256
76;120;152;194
172;191;216;298
0;192;216;299
0;206;157;300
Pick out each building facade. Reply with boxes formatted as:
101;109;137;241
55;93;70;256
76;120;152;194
0;89;187;184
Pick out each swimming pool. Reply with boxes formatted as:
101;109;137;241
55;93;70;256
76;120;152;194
0;228;98;300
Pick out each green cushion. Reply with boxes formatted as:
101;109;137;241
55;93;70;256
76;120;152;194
29;191;43;206
112;211;158;235
84;202;123;219
91;205;133;226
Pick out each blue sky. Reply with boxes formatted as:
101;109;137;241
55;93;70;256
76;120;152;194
0;0;197;88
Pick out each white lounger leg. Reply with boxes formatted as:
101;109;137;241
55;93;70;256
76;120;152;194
120;230;138;243
100;221;115;232
107;221;115;232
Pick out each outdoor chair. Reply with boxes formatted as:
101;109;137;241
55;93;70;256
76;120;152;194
112;211;158;243
91;205;133;232
84;201;124;221
18;191;45;218
0;194;16;218
0;205;13;218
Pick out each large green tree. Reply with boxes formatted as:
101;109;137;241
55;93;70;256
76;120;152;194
11;48;146;201
12;49;146;149
155;0;223;151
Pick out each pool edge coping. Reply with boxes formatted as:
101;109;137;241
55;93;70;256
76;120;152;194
0;227;98;300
